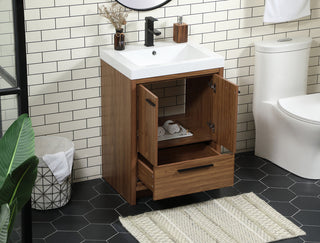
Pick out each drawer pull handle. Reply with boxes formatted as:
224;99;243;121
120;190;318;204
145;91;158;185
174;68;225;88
146;98;156;107
178;164;214;173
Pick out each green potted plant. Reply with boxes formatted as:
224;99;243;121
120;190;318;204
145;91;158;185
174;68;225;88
0;114;39;242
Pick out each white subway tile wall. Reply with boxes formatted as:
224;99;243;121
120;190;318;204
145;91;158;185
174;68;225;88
24;0;320;182
0;3;18;135
0;94;19;134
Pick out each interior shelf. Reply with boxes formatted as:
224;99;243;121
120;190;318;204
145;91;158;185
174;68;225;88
158;114;213;149
158;127;212;149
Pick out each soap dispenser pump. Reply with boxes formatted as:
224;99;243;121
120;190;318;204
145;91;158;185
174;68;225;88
173;16;188;43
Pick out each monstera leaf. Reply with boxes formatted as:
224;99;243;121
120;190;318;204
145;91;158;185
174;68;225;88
0;114;35;188
0;156;38;236
0;114;38;241
0;156;39;210
0;204;10;243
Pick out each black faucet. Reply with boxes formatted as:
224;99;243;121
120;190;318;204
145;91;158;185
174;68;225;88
145;17;161;47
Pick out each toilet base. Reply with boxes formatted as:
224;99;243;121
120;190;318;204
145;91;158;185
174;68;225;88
254;102;320;179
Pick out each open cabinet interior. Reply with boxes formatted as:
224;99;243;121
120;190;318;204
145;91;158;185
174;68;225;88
137;74;237;168
136;73;238;200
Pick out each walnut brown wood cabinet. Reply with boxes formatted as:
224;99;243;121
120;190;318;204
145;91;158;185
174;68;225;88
101;61;238;205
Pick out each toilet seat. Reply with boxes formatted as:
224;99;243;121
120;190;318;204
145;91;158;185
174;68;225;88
278;93;320;125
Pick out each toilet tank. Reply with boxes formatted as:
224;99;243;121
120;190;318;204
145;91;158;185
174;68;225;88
254;37;312;103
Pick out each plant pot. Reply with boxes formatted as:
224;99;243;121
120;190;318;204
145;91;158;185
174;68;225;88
114;28;125;50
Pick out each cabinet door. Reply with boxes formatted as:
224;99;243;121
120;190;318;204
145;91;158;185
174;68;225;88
138;84;158;166
213;74;238;154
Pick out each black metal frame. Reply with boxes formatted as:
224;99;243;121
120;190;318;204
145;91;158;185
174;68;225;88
12;0;28;115
0;0;31;242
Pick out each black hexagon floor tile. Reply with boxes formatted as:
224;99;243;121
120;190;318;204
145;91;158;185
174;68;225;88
116;202;152;216
45;232;84;243
85;209;119;224
9;229;21;242
255;193;270;202
291;197;320;210
206;186;240;198
9;232;20;241
262;188;296;202
112;220;128;233
71;179;101;200
290;183;320;197
32;222;55;238
235;168;266;180
234;180;267;193
234;163;239;171
94;180;118;194
90;194;125;209
12;212;21;228
146;192;210;210
301;226;320;242
59;200;93;215
234;174;240;184
136;195;152;204
288;174;318;183
286;216;303;227
52;215;88;230
80;224;116;240
268;202;299;217
108;233;138;243
29;153;320;242
32;208;62;222
10;230;20;240
83;241;106;243
235;151;253;160
235;154;265;168
260;163;289;176
32;239;45;243
261;175;295;188
294;211;320;226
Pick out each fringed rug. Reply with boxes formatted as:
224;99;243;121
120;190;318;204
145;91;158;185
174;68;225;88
119;192;305;243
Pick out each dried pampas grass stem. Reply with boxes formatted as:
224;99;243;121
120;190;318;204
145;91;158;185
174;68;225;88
99;2;129;30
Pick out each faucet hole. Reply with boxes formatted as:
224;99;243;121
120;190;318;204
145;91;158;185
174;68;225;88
152;50;157;55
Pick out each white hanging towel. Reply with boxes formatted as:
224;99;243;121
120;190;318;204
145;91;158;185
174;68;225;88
264;0;310;23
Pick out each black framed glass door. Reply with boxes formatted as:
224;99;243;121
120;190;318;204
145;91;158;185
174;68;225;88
0;0;30;242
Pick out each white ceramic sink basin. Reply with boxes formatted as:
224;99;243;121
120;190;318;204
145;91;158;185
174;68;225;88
100;41;224;80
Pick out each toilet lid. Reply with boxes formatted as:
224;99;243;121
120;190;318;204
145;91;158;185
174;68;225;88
278;93;320;125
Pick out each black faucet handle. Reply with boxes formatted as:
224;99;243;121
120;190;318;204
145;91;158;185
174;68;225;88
145;16;158;22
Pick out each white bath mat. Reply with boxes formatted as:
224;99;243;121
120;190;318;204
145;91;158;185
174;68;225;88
120;192;305;243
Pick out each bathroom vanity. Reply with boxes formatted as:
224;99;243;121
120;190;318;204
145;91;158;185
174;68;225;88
100;43;238;205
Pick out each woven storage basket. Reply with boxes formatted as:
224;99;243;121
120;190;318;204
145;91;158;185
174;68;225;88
31;166;72;210
31;136;74;210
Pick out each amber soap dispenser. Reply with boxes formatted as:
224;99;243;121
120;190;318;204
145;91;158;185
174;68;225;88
173;16;188;43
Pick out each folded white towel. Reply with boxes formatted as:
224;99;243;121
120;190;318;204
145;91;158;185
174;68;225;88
163;120;180;135
158;126;165;137
264;0;310;23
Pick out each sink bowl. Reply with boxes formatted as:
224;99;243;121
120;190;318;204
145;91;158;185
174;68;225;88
100;41;224;80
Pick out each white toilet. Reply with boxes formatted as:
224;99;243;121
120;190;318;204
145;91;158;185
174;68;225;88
253;37;320;179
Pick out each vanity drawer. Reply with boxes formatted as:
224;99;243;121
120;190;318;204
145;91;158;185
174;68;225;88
137;144;234;200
